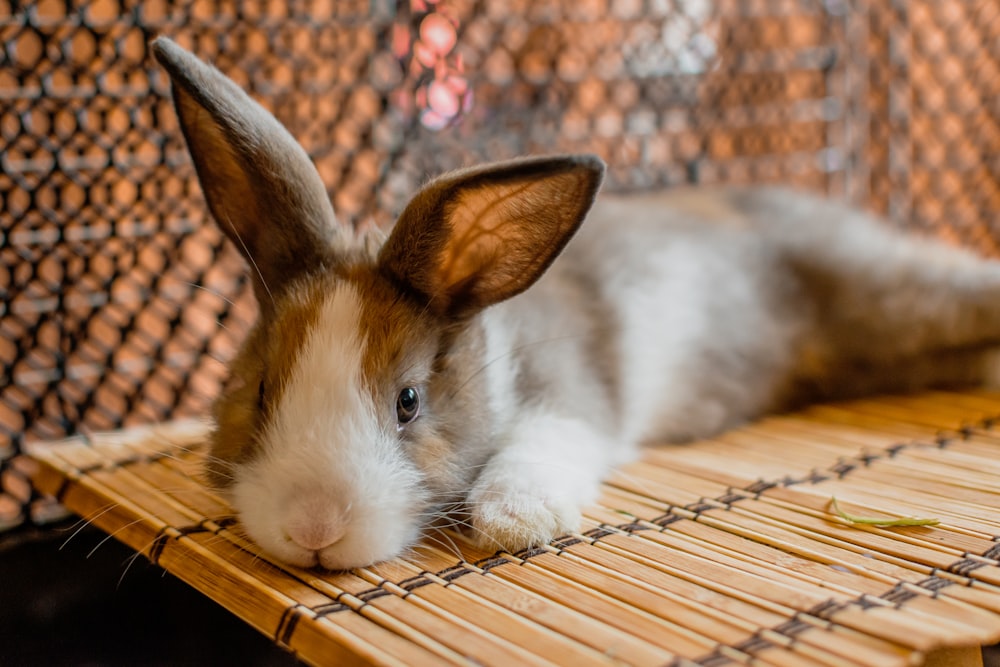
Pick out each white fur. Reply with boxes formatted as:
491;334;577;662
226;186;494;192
612;236;801;443
231;283;427;570
467;411;616;549
479;306;520;420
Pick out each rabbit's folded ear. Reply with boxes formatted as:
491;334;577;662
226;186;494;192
378;155;605;318
151;37;340;308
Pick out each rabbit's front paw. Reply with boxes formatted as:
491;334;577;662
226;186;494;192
467;476;581;553
465;414;612;552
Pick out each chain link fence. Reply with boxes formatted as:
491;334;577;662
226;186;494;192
1;0;997;533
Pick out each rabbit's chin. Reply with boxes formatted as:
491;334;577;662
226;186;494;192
243;516;422;571
229;468;427;570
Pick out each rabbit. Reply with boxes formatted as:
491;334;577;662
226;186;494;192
152;37;1000;570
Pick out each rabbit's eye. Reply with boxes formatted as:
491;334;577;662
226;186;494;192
396;387;420;426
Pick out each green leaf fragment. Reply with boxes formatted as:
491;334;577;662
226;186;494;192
829;497;939;527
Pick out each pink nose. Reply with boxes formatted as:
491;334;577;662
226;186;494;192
286;512;348;552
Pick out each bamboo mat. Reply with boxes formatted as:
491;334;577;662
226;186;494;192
26;390;1000;667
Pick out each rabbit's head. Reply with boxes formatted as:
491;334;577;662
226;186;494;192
152;38;603;569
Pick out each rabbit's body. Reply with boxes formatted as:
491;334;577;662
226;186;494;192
461;187;1000;553
153;38;1000;571
499;187;1000;445
488;188;806;449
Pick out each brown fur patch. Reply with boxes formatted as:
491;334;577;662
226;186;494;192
350;269;440;386
668;188;748;228
206;273;334;487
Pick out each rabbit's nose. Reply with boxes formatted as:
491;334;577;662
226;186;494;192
285;498;349;551
285;517;347;551
286;517;347;551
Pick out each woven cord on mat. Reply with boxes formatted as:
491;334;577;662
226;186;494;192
26;390;1000;667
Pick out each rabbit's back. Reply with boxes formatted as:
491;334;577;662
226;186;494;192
493;187;820;446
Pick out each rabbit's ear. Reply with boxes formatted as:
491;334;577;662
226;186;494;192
151;38;340;307
378;155;604;318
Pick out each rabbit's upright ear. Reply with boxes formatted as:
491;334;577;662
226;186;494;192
378;155;604;318
151;38;340;307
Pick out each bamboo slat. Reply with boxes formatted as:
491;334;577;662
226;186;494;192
27;391;1000;667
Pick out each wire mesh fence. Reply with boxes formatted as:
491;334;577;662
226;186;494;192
1;0;997;532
